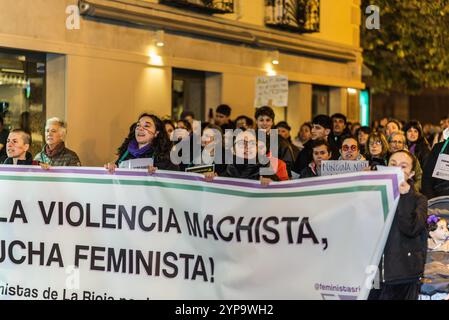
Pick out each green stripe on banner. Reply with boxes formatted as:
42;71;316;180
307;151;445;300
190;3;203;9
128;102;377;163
0;175;390;220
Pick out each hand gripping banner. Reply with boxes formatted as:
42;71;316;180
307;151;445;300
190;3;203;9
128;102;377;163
0;166;401;300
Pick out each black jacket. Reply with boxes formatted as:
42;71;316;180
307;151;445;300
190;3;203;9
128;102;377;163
3;152;36;165
422;140;449;199
366;155;389;168
408;140;431;168
220;162;279;181
299;165;318;179
382;187;428;284
328;128;351;151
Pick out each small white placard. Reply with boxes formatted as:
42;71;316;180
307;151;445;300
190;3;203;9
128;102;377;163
119;158;154;169
321;160;369;176
433;153;449;181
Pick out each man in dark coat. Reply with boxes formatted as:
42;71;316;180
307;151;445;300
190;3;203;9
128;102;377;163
328;113;351;151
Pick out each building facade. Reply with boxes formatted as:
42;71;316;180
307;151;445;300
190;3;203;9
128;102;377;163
0;0;364;166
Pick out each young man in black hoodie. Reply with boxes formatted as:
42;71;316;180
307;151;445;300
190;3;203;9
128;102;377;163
292;114;339;175
3;129;37;165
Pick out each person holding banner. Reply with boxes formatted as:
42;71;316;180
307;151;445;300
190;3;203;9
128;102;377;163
3;129;38;165
377;150;428;300
299;140;332;179
105;113;178;172
34;117;81;167
217;129;279;185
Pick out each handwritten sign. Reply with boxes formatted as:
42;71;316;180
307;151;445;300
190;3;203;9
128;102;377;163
255;75;288;108
321;160;369;176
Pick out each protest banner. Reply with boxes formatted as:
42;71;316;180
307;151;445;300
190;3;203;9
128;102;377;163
0;166;401;300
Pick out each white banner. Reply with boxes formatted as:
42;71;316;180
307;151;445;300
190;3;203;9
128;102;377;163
0;166;401;300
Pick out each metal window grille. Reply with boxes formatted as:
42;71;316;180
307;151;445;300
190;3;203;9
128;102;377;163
265;0;320;33
160;0;234;14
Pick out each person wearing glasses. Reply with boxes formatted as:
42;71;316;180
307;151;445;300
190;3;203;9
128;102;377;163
339;136;365;161
217;129;279;186
365;132;390;168
105;113;178;173
299;140;332;179
389;131;423;191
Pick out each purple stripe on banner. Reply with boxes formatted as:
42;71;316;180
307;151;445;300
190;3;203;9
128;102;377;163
0;166;400;198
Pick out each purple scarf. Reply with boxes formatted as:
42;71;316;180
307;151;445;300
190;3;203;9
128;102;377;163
409;143;416;155
127;140;153;158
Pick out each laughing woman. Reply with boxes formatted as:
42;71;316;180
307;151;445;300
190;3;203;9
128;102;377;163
105;113;178;173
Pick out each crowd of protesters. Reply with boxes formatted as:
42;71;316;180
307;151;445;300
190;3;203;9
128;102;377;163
1;105;449;300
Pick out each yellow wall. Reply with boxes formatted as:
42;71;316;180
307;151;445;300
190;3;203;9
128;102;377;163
65;55;171;165
307;0;358;47
219;0;359;48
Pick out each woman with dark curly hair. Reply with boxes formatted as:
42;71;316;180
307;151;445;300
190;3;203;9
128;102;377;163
404;120;431;168
105;113;178;173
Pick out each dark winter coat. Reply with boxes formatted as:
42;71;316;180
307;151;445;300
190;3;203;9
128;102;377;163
381;187;428;284
3;152;37;165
